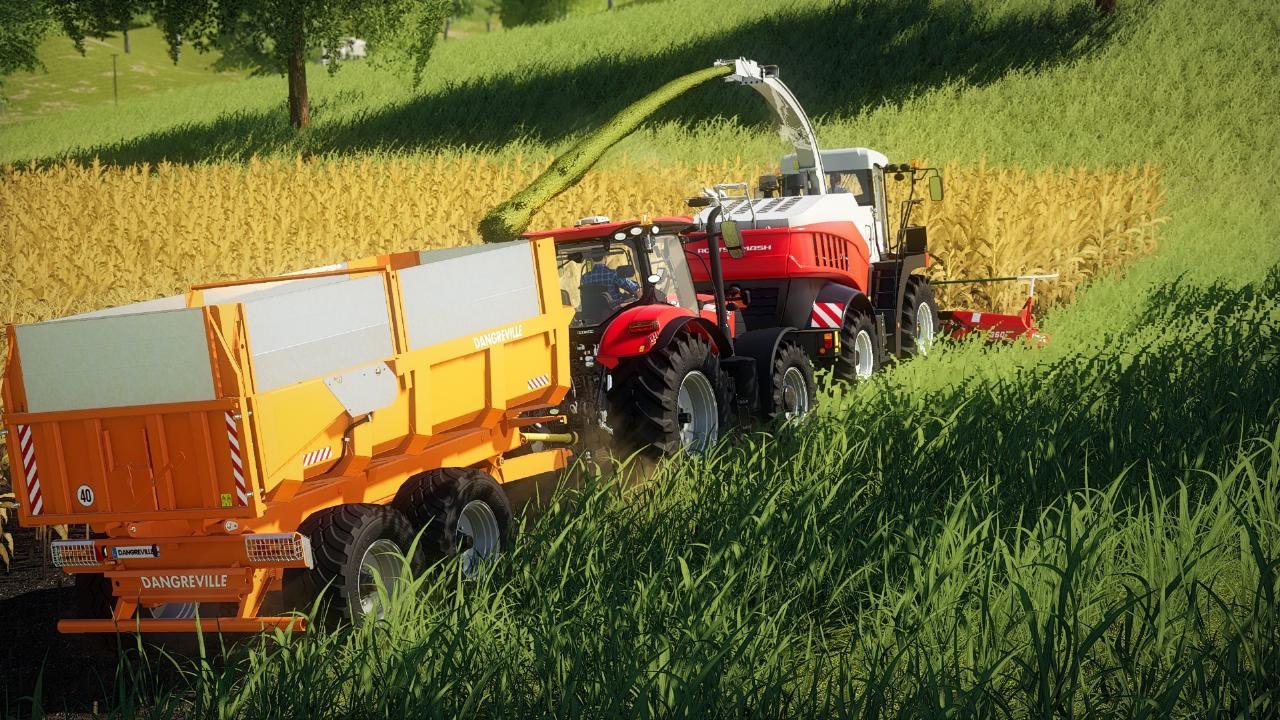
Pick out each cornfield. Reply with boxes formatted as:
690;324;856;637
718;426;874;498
0;155;1164;515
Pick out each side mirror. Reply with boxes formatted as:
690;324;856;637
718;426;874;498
721;220;745;259
929;175;944;202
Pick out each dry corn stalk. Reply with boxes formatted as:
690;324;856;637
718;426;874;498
0;492;15;570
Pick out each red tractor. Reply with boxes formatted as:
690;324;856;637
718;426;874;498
522;214;839;458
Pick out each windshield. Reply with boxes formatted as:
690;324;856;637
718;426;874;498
555;233;698;328
647;234;698;313
557;239;643;328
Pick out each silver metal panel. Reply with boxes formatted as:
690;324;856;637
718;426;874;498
15;309;216;412
323;362;398;417
60;294;187;320
243;274;394;392
401;241;540;350
203;262;349;306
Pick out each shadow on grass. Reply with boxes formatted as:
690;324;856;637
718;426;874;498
59;1;1107;165
835;264;1280;525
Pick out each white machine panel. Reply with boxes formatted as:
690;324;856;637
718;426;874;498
324;362;398;417
15;308;216;412
400;241;541;350
242;274;395;392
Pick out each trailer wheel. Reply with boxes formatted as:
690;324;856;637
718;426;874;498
837;308;880;383
285;503;420;624
900;276;940;359
766;342;816;423
392;468;512;580
610;331;722;456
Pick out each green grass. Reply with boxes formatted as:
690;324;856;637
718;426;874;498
0;24;243;124
4;0;1280;716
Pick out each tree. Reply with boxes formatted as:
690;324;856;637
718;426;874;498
53;0;450;129
0;1;53;84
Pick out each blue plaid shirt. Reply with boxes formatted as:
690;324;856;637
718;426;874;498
580;264;639;303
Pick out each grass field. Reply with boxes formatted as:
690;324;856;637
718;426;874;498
1;0;1279;716
0;24;242;123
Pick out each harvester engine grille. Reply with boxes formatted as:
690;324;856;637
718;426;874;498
814;233;851;272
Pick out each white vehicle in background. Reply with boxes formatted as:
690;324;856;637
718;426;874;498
320;37;367;65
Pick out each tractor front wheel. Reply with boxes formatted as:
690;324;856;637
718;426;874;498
610;331;724;456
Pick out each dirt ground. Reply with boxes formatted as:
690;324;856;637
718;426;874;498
0;470;572;715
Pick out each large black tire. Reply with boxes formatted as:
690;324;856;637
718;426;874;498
391;468;513;578
283;503;420;625
899;276;940;359
764;342;816;422
608;331;724;456
836;307;880;383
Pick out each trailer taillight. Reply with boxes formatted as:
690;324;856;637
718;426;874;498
50;540;101;568
245;533;314;568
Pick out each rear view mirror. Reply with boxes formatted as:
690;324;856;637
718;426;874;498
929;175;944;202
721;220;745;259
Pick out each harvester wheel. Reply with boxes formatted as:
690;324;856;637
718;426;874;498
392;468;512;580
285;503;421;624
899;276;940;359
765;342;816;422
836;308;879;383
609;331;723;456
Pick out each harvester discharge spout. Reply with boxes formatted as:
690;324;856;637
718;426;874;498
714;58;827;195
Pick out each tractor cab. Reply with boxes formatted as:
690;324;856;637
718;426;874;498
526;217;700;333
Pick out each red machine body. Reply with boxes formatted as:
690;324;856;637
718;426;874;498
684;222;873;294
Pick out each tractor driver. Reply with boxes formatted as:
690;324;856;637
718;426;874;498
580;261;640;306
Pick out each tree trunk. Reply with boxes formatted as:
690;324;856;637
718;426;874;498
123;28;130;53
444;16;451;40
287;40;310;129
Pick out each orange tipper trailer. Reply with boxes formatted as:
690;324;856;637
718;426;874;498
1;239;574;634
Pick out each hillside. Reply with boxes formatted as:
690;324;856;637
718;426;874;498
1;0;1278;716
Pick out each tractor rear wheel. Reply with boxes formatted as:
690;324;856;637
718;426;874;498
899;276;940;359
391;467;512;580
765;342;816;422
609;331;723;456
836;307;880;383
284;503;421;625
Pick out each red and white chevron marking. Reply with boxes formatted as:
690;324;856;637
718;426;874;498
302;446;334;467
810;302;844;329
527;374;551;390
16;424;43;516
225;412;249;506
